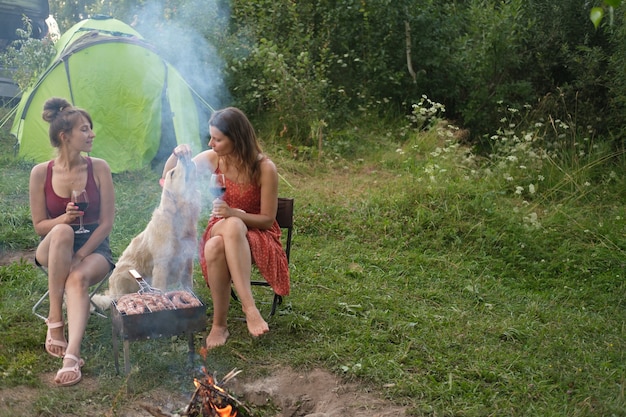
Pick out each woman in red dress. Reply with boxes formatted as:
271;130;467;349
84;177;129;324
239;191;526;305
162;107;289;348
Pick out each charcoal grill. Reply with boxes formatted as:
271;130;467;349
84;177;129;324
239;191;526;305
111;270;206;374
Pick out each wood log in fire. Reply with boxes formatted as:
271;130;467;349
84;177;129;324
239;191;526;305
184;368;252;417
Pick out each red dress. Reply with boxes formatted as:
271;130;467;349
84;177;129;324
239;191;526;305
199;166;290;296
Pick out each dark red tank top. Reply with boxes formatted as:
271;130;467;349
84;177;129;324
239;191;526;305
44;157;101;225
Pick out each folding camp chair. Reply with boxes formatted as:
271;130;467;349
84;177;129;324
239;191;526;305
32;260;112;320
231;197;294;318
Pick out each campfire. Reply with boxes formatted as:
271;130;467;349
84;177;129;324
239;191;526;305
184;367;252;417
141;361;253;417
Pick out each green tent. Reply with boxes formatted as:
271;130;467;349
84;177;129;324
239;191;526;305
10;16;204;173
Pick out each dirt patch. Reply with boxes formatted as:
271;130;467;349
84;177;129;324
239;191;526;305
237;367;407;417
0;248;35;266
1;368;407;417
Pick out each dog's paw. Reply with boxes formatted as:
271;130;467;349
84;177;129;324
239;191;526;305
90;294;114;311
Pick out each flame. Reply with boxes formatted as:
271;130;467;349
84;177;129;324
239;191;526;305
189;368;247;417
215;404;236;417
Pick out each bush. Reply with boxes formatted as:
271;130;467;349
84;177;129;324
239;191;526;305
0;17;56;91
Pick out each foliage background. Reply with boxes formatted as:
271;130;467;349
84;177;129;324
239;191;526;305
37;0;625;154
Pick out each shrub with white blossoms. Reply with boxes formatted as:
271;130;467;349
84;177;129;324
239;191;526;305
401;95;446;135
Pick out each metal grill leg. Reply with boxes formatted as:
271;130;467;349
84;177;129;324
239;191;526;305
112;327;120;374
123;340;131;374
188;333;195;367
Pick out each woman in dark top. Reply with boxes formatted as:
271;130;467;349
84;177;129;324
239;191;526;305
29;97;115;386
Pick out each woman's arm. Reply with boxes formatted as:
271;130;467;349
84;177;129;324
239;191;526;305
161;152;178;179
74;158;115;261
162;145;215;183
192;150;216;181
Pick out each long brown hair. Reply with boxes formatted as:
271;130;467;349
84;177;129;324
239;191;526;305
42;97;93;148
209;107;263;184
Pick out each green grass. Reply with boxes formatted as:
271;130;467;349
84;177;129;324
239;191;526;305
1;106;625;416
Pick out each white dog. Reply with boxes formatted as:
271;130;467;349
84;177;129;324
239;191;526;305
92;153;200;310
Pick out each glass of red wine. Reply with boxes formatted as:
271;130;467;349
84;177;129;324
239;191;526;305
209;173;226;217
71;189;90;234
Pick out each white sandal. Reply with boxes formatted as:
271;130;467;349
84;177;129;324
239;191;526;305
55;353;84;387
45;319;67;359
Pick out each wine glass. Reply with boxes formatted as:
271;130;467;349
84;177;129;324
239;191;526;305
208;174;226;217
71;189;90;234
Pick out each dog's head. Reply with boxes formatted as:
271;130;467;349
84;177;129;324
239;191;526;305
162;152;199;206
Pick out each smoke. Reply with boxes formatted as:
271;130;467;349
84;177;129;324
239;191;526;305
122;0;232;148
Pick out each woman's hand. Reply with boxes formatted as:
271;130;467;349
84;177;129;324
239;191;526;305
173;144;192;158
162;144;193;182
65;202;82;224
70;252;85;271
211;198;231;218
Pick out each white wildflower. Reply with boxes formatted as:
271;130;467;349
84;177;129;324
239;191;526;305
523;212;542;229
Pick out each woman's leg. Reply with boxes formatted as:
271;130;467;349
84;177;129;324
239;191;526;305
55;253;110;385
204;236;232;348
36;224;74;356
212;218;269;337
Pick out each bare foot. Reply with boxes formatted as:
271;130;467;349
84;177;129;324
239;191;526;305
205;325;229;349
244;308;269;337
